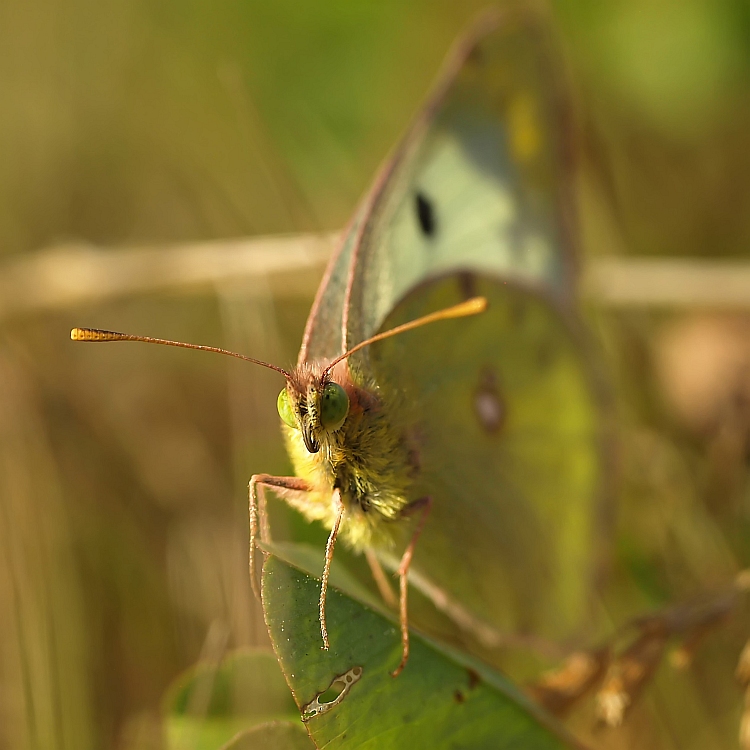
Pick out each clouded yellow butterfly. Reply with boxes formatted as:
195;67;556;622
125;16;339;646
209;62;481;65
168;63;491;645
72;7;609;677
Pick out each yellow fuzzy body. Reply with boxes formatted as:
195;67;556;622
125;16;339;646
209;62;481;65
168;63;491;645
281;363;415;551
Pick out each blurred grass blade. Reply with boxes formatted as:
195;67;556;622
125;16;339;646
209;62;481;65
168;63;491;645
0;233;335;320
6;234;750;322
261;547;586;750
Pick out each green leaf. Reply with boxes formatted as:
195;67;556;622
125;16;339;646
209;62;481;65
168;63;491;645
220;721;314;750
163;649;304;750
259;541;381;608
262;548;585;749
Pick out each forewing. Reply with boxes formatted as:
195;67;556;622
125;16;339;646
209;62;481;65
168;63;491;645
345;9;576;360
300;9;576;365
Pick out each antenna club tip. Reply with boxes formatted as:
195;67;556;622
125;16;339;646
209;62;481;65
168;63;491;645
455;297;487;316
71;327;117;341
469;296;488;313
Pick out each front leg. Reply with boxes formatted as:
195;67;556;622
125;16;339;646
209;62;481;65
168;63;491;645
319;488;344;650
248;473;312;600
248;475;345;654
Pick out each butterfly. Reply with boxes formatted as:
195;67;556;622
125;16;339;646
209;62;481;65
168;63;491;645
72;7;609;677
252;6;609;675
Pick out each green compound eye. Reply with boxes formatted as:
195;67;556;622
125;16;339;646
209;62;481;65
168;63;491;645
320;382;349;430
277;387;298;429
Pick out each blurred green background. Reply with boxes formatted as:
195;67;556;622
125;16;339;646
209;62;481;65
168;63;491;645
2;0;750;748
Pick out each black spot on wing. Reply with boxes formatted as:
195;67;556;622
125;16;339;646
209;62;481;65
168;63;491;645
415;191;436;237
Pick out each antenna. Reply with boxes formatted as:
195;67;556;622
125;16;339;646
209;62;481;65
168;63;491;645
70;327;291;378
323;296;487;376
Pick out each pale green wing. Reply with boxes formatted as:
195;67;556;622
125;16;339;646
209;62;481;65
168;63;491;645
345;9;577;357
369;276;607;642
301;8;577;364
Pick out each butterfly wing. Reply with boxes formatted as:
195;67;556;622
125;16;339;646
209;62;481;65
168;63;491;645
346;9;579;360
301;8;577;364
300;10;610;640
370;276;608;641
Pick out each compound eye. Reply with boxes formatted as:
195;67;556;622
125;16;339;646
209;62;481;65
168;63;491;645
320;382;349;430
277;387;298;429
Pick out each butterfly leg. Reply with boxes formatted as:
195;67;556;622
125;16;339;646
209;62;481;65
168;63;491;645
365;548;397;609
394;565;566;660
248;474;312;600
392;496;432;677
319;488;344;650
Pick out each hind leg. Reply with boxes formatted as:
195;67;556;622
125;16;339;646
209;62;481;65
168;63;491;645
391;496;432;677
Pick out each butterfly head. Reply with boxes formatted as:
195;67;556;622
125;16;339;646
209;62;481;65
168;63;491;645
277;365;350;454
